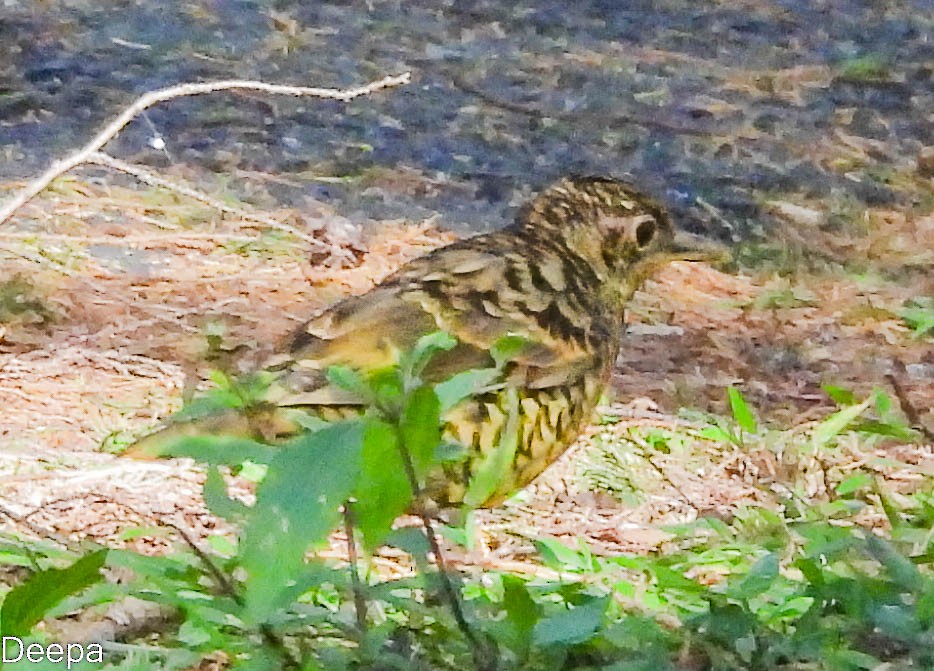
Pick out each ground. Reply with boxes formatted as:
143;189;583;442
0;172;930;572
0;0;931;635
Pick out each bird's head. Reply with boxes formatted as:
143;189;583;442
518;176;727;300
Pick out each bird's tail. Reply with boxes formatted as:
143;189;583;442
124;406;303;459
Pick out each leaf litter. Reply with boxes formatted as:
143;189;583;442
0;171;930;576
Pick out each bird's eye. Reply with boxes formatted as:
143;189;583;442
635;219;656;248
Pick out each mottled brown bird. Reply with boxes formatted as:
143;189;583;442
130;176;718;508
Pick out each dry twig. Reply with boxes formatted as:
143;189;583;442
887;366;934;443
0;73;412;238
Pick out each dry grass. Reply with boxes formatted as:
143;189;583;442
0;172;931;571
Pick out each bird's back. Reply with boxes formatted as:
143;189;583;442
128;176;682;509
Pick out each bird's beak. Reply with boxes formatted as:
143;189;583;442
667;229;731;263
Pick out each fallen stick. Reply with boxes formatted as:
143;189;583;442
0;73;412;228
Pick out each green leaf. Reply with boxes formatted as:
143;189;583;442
644;428;673;453
352;420;413;551
827;649;881;670
230;647;290;671
156;434;278;465
384;527;432;557
811;398;872;450
796;521;861;561
699;425;734;443
240;421;366;624
206;535;237;557
326;365;368;396
400;386;441;476
822;384;856;406
491;333;531;366
795;557;825;588
203;466;249;522
532;596;608;646
917;580;934;626
291;412;332;433
1;549;107;637
603;616;672;658
653;566;704;592
734;633;757;662
703;602;755;646
434;368;500;413
106;546;193;576
463;388;520;508
404;331;458;379
729;553;779;599
899;297;934;338
368;368;405;410
535;538;587;572
238;460;268;482
173;388;244;418
498;575;540;658
727;387;757;434
865;535;923;592
770;595;815;621
851;419;918;441
872;389;893;414
176;371;275;419
208;369;234;391
835;472;872;496
438;524;468;547
177;620;212;646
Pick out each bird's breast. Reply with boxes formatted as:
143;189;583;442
430;364;609;508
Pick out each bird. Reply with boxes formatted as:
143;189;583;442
128;176;722;509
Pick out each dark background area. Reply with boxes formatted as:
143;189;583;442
1;0;931;237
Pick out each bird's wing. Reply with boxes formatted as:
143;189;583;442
400;241;599;386
264;239;599;408
263;275;503;407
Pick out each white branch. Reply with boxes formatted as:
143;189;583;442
0;72;412;226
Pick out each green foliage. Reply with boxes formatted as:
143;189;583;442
837;55;892;81
820;385;919;443
239;421;368;624
353;421;409;550
727;386;758;436
810;396;873;450
1;550;107;637
752;286;817;311
0;274;56;327
899;297;934;338
464;388;520;508
173;370;276;421
578;383;930;668
696;386;761;448
1;340;930;670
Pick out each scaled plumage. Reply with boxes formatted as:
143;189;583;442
130;176;695;508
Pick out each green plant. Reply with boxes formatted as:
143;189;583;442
899;297;934;338
697;386;760;449
837;55;891;81
0;274;56;328
2;349;931;670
